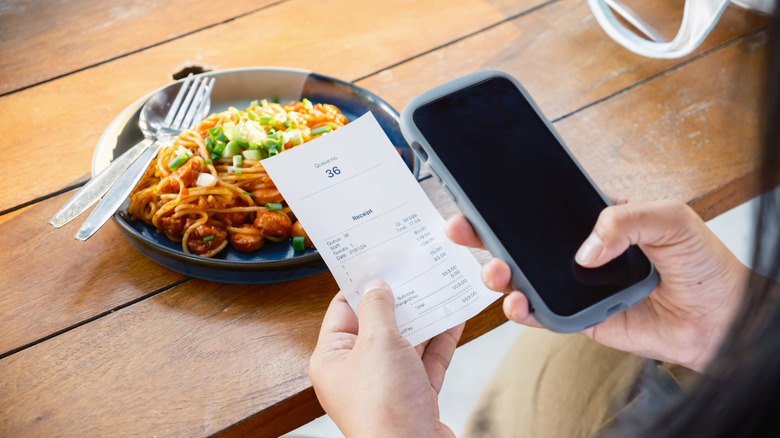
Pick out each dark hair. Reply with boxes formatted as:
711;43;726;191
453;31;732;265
623;5;780;437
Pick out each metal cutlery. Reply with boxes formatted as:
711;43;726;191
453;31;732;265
72;74;215;241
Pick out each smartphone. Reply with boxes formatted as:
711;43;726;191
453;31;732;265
400;71;658;333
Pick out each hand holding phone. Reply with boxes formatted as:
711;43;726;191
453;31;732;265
400;71;658;333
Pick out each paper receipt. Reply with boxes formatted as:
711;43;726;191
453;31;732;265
262;113;501;346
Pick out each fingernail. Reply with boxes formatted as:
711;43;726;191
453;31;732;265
575;233;604;266
363;278;390;294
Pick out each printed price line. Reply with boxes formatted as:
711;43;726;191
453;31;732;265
418;235;436;246
441;266;461;278
461;291;478;303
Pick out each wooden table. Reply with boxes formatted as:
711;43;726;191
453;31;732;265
0;0;767;436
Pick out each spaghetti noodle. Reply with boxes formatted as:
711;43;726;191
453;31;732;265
127;98;348;257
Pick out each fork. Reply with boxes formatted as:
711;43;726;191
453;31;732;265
74;74;215;242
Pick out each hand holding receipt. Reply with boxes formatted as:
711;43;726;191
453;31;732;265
263;113;501;346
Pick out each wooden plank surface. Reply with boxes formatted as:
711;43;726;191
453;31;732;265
0;189;185;357
0;0;282;95
555;31;767;220
0;275;334;437
0;0;544;214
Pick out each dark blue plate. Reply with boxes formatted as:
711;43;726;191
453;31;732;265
93;67;418;284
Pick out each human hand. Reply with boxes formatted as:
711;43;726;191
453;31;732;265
445;200;750;372
309;280;463;437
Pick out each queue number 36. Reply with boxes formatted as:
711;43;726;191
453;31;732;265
325;166;341;178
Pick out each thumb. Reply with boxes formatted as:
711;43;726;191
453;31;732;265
356;279;400;337
574;201;702;268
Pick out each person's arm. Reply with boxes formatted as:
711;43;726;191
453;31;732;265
445;200;751;372
309;279;463;437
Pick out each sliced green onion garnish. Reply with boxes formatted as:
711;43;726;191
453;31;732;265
259;116;273;125
268;147;279;156
208;126;223;143
292;236;306;252
243;191;253;196
211;152;220;160
265;202;283;210
221;140;242;158
203;235;215;242
233;155;243;167
248;100;258;108
302;98;313;111
242;149;262;161
311;125;332;136
272;96;279;103
167;153;190;171
205;159;213;164
235;169;242;175
262;138;279;150
212;140;227;155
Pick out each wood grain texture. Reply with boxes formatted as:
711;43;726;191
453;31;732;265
0;275;336;437
555;32;767;221
0;188;185;357
0;0;282;95
0;0;544;213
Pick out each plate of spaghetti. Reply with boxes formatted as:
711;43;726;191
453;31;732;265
93;67;419;284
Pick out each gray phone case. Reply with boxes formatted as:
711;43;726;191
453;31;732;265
399;70;658;333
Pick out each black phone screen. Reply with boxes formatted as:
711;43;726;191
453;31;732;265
412;77;651;316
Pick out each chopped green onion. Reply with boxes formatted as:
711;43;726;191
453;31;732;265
176;145;193;157
205;159;213;164
248;100;258;109
272;96;279;103
212;140;227;155
265;202;283;210
211;152;220;160
246;110;259;121
203;235;215;242
284;121;292;129
292;236;306;252
302;98;313;111
205;137;214;151
242;149;262;161
259;116;273;125
167;153;190;171
243;191;253;196
235;169;242;175
268;147;279;156
262;138;280;150
221;140;243;158
311;125;332;136
208;126;223;143
233;155;243;167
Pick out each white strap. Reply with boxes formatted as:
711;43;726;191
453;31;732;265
587;0;731;59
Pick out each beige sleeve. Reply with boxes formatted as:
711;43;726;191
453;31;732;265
462;328;698;438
